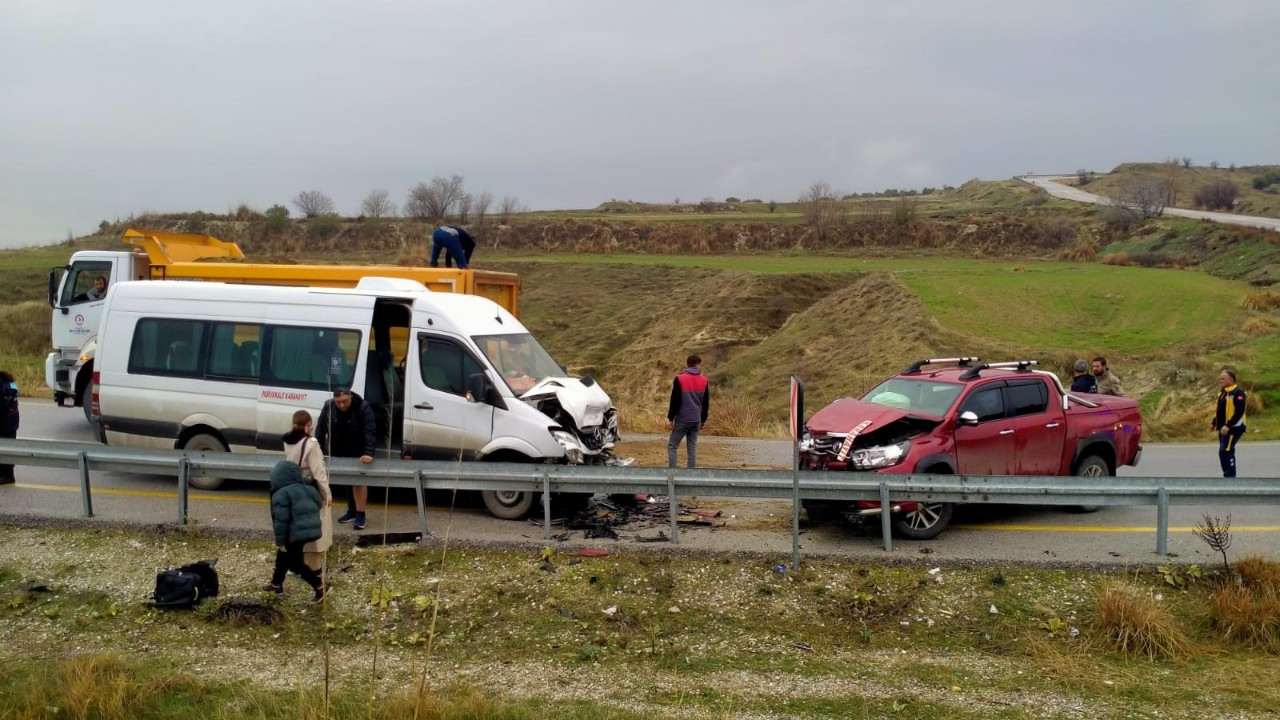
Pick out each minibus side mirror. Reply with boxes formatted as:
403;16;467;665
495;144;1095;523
469;373;507;410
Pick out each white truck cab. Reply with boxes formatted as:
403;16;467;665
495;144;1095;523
93;278;624;519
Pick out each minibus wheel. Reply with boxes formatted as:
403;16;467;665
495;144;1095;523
482;490;534;519
182;432;228;491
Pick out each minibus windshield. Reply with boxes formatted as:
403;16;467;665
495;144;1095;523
473;333;564;395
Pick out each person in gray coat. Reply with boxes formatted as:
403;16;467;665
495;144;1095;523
265;460;326;601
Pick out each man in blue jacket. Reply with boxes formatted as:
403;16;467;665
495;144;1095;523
667;354;710;468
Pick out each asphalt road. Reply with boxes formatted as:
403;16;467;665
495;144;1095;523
4;399;1278;566
1023;176;1280;231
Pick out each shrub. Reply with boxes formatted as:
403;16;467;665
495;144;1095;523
1193;180;1239;210
264;205;290;234
1208;582;1280;649
705;394;764;438
890;200;916;227
306;213;342;238
1037;217;1077;247
1057;238;1098;262
1240;291;1280;311
1095;581;1190;659
1236;555;1280;592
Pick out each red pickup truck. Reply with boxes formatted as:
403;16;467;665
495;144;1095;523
799;358;1144;539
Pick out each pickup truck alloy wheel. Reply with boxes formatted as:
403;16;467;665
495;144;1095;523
891;501;954;540
182;432;228;491
1071;455;1109;513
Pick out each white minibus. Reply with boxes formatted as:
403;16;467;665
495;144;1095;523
93;278;622;518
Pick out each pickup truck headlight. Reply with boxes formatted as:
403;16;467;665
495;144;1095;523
550;429;586;465
849;440;910;469
798;432;813;453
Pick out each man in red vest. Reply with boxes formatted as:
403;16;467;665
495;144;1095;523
667;354;710;468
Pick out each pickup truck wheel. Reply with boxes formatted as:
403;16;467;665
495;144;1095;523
1070;455;1110;513
182;433;228;491
891;502;954;540
482;490;534;520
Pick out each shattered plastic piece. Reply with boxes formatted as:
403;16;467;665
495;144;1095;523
927;567;941;575
1069;627;1080;638
792;642;812;652
696;509;721;518
989;605;999;615
602;605;618;617
668;605;681;614
540;563;557;573
772;564;788;573
579;548;610;558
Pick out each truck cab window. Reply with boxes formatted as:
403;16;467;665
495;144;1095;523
62;261;113;306
1006;381;1049;417
959;385;1005;423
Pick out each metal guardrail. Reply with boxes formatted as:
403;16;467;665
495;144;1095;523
3;438;1280;559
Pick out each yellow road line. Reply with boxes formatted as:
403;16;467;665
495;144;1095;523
951;523;1280;533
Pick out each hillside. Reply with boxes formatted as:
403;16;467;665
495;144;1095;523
5;183;1280;441
1069;162;1280;219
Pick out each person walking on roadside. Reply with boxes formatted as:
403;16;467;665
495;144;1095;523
429;225;475;269
282;410;332;573
1069;359;1098;394
1091;356;1125;396
1212;369;1247;478
0;371;18;485
265;459;326;602
316;387;375;530
667;354;710;468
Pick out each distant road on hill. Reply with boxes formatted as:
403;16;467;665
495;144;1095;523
1022;176;1280;231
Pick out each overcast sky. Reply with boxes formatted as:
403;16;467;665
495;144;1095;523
2;0;1277;248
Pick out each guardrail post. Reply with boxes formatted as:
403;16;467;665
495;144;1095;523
77;451;93;518
542;471;552;541
1156;487;1170;556
791;443;800;571
414;470;429;537
668;472;679;544
177;457;190;525
879;481;893;552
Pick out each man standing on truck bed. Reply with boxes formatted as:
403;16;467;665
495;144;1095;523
1213;369;1247;478
667;354;710;468
430;226;475;270
317;387;376;530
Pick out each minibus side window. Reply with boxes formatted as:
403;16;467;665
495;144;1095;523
263;326;360;390
127;319;207;377
207;323;264;381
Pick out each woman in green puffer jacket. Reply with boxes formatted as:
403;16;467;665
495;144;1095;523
265;458;326;601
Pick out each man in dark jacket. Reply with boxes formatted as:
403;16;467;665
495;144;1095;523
0;371;18;484
1212;369;1247;478
317;387;376;530
266;459;325;601
1069;360;1098;394
667;354;710;468
429;225;476;269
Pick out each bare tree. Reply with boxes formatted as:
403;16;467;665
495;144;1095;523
499;196;520;222
403;175;466;222
456;192;474;224
767;200;778;213
1193;180;1239;210
361;189;396;218
799;181;843;240
293;190;336;218
475;191;493;225
1181;156;1192;169
1076;169;1093;186
1107;177;1170;224
1209;160;1219;170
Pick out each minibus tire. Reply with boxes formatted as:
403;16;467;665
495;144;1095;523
482;490;534;520
182;432;228;491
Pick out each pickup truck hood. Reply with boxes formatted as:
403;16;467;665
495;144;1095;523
806;398;942;438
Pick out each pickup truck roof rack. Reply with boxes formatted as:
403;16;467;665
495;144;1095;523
958;359;1038;381
901;357;980;375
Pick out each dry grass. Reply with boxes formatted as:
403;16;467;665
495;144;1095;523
1240;315;1280;336
1095;581;1191;660
704;394;763;437
1240;290;1280;312
1056;238;1098;262
1236;554;1280;591
1208;583;1280;650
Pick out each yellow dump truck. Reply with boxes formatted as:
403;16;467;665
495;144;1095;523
47;228;521;419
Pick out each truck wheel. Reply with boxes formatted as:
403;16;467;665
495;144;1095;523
182;433;228;491
1070;455;1110;513
482;490;534;520
77;383;92;424
891;502;954;540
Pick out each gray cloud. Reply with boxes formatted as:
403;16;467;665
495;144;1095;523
2;0;1277;247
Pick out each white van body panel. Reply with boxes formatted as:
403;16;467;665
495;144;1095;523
95;280;619;471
